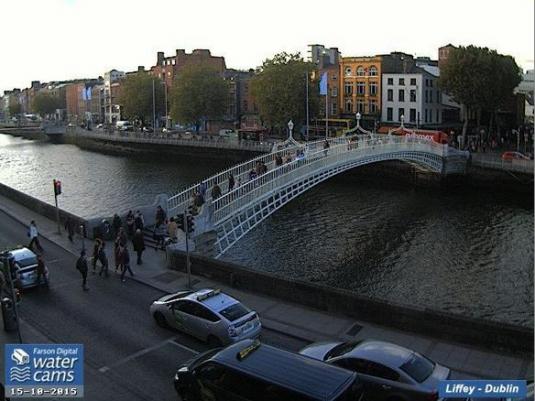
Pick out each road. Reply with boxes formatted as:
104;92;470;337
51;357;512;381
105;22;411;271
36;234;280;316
0;210;307;401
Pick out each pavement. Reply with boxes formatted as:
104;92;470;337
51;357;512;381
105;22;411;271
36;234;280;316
0;191;533;392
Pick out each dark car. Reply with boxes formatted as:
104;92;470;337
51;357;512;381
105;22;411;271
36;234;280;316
300;340;450;401
174;339;364;401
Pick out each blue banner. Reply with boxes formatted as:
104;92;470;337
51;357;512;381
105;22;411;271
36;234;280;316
439;380;527;398
319;72;328;95
5;344;84;398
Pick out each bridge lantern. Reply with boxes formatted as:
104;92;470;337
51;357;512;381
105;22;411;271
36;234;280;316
186;214;194;234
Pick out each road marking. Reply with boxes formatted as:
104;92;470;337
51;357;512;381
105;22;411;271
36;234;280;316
98;336;196;373
45;259;60;264
168;339;200;355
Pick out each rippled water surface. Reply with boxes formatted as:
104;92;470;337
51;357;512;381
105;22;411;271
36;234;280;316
1;134;533;326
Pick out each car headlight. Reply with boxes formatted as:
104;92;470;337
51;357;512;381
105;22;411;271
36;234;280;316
178;366;188;373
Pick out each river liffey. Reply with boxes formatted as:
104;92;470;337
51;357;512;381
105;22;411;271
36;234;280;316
1;134;532;327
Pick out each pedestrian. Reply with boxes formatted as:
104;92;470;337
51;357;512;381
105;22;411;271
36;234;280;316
120;246;134;283
126;211;135;238
36;254;48;287
211;184;222;199
132;229;145;265
76;250;89;291
199;182;207;199
114;229;125;274
228;173;235;192
64;216;75;242
155;206;166;226
248;168;257;181
98;242;109;277
91;238;102;274
134;210;144;231
27;220;43;253
112;213;122;237
167;217;178;241
323;139;330;156
153;222;166;250
275;154;283;167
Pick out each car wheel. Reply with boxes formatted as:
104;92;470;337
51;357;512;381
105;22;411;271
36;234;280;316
207;335;222;347
154;312;168;328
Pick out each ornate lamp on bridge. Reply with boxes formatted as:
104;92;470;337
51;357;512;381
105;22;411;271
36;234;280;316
287;120;295;142
355;112;361;129
400;114;405;129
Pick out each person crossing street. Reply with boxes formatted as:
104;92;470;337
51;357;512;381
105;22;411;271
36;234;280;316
76;250;89;291
119;246;134;283
28;220;44;253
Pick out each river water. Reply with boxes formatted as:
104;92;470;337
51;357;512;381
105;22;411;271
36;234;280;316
0;134;532;327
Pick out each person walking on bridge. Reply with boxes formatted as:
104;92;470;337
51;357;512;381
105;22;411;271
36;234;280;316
126;211;135;238
134;210;144;231
28;221;44;253
112;213;122;237
98;242;109;277
76;250;89;291
119;245;134;283
228;173;235;192
91;238;102;274
155;206;166;226
133;229;145;265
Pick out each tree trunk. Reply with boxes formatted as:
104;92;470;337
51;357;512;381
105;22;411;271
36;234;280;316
461;105;469;149
488;112;494;139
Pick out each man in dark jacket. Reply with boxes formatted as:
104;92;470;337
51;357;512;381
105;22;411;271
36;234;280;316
112;214;122;237
120;246;134;283
36;255;48;288
132;229;145;265
76;250;89;291
98;243;109;277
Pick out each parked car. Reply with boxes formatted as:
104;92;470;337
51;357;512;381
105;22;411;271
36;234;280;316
2;247;49;289
173;339;364;401
116;120;133;132
300;339;450;401
501;151;531;161
142;126;154;133
150;289;261;346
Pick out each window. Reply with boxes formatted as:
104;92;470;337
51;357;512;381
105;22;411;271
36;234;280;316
357;82;365;95
369;82;378;96
400;354;435;383
369;100;378;113
424;109;428;122
410;78;417;86
331;87;338;97
436;90;440;102
436;109;440;123
331;101;337;115
429;90;433;103
366;361;400;382
175;300;198;315
429;80;434;88
219;303;250;321
332;74;338;80
344;82;353;96
398;89;405;102
387;89;393;101
195;304;220;322
387;78;394;85
345;99;353;113
410;89;416;102
345;67;352;76
410;108;416;122
399;78;405;85
357;66;365;76
387;107;393;121
398;108;405;122
369;66;378;76
357;100;365;113
425;90;428;103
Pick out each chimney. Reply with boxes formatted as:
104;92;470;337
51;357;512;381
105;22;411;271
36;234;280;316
137;66;145;72
176;49;186;57
157;52;164;66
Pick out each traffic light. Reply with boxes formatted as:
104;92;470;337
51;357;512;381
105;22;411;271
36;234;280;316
186;214;194;234
53;179;62;196
175;214;184;231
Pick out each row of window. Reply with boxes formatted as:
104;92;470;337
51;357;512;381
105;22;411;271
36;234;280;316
385;107;441;123
344;82;378;96
387;77;418;86
344;99;378;114
385;89;441;103
344;65;378;77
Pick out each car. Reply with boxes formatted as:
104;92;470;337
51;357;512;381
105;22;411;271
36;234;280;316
181;131;193;139
150;288;261;346
1;247;49;289
142;126;154;133
173;339;365;401
501;151;531;161
300;339;450;401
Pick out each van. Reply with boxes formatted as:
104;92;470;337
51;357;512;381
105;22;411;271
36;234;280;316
173;339;363;401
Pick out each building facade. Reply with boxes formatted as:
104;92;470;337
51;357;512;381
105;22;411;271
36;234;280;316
103;69;125;123
381;71;443;127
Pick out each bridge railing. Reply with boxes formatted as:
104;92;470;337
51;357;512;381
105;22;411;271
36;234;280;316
210;136;449;224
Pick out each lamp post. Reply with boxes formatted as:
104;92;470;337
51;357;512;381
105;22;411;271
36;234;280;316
355;112;361;129
287;120;294;141
400;114;405;129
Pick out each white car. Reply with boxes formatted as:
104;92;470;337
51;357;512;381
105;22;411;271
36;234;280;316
150;288;262;346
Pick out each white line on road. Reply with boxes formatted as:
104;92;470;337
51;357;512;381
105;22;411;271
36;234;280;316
167;339;200;355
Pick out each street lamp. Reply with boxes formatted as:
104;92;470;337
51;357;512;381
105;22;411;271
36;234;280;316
287;120;294;141
400;114;405;129
355;112;361;128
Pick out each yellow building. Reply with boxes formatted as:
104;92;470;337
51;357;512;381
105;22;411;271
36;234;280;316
339;56;383;119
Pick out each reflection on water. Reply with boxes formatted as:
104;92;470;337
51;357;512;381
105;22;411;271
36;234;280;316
0;134;533;326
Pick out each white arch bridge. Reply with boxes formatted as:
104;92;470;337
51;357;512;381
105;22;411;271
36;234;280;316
167;134;469;258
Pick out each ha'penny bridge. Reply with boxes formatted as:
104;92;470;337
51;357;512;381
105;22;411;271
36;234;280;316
166;124;470;258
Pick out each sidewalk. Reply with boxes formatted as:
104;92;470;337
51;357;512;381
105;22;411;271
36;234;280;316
0;192;532;380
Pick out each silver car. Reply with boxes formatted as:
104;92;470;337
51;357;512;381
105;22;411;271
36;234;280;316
300;339;450;401
150;289;262;346
5;248;49;289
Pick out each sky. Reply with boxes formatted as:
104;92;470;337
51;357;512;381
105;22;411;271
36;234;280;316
1;0;533;93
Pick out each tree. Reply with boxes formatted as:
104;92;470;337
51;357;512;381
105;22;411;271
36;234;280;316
8;100;21;117
251;52;319;136
33;92;62;116
169;65;229;131
439;45;521;145
118;72;165;125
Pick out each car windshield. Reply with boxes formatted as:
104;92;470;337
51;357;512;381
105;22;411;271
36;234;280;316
16;256;38;268
325;342;361;360
399;353;435;383
219;303;250;321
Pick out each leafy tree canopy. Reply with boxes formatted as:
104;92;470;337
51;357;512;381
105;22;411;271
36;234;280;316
33;92;63;116
118;72;165;124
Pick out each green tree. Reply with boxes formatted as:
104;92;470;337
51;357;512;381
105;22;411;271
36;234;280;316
439;45;521;144
33;92;62;116
118;72;165;125
251;52;319;136
169;65;229;131
8;100;21;117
